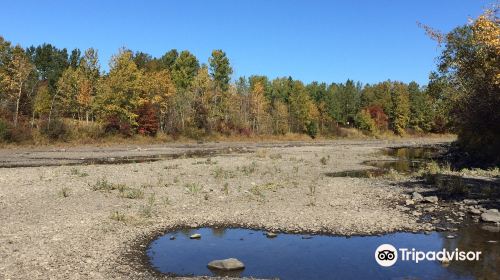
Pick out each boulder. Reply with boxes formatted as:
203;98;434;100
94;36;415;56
481;212;500;223
207;258;245;271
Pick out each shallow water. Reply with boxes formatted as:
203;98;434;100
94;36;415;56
147;225;499;279
326;146;442;178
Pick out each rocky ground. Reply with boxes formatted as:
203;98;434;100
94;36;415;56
1;136;497;279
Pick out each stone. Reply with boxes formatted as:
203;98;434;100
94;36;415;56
463;199;478;205
301;235;313;239
169;236;176;240
190;233;201;239
423;196;438;203
207;258;245;271
265;232;278;238
481;212;500;223
412;192;424;201
446;235;456;239
469;208;481;215
405;199;415;206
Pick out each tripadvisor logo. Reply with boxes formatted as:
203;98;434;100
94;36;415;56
375;244;481;267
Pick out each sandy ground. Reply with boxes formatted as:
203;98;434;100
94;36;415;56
0;137;454;279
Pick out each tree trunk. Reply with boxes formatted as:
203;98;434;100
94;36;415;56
13;83;23;127
48;91;58;130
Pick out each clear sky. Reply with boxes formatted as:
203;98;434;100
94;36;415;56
0;0;491;85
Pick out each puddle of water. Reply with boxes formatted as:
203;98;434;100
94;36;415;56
327;146;442;178
384;146;441;160
147;225;499;280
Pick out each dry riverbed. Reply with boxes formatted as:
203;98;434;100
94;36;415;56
0;137;457;279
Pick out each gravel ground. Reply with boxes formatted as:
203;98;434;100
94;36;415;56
0;137;453;279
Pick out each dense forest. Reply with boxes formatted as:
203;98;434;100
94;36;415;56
0;41;450;139
0;9;498;163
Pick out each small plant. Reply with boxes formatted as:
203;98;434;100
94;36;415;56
59;187;70;198
222;182;229;195
320;156;328;165
293;166;299;173
162;196;171;205
255;149;267;158
269;153;282;160
164;164;179;170
240;162;257;175
306;197;316;207
139;193;156;218
70;168;89;177
308;184;316;196
184;183;202;195
121;188;144;199
249;185;264;198
213;167;235;179
91;178;116;192
110;211;126;222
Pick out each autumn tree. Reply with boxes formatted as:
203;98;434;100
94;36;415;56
390;82;410;135
191;66;213;132
4;46;33;127
95;49;143;129
248;80;269;133
428;9;500;163
289;80;319;135
145;69;176;131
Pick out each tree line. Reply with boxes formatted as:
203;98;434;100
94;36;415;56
0;38;454;142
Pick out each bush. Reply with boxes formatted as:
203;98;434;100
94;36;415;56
104;115;133;137
305;121;318;139
0;119;12;142
39;118;69;140
355;110;377;134
136;103;159;136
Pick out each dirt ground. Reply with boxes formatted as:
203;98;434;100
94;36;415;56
0;137;454;279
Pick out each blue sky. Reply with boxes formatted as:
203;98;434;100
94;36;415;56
0;0;491;85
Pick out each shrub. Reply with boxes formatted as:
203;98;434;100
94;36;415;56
0;118;12;142
305;121;318;139
39;118;69;140
366;105;388;131
355;109;377;134
136;103;159;136
104;115;133;136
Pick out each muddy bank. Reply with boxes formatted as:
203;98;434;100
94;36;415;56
0;137;460;279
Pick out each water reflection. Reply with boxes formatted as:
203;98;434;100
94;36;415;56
442;224;500;280
147;225;498;279
326;146;441;178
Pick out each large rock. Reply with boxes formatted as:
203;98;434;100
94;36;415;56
207;258;245;271
481;212;500;223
